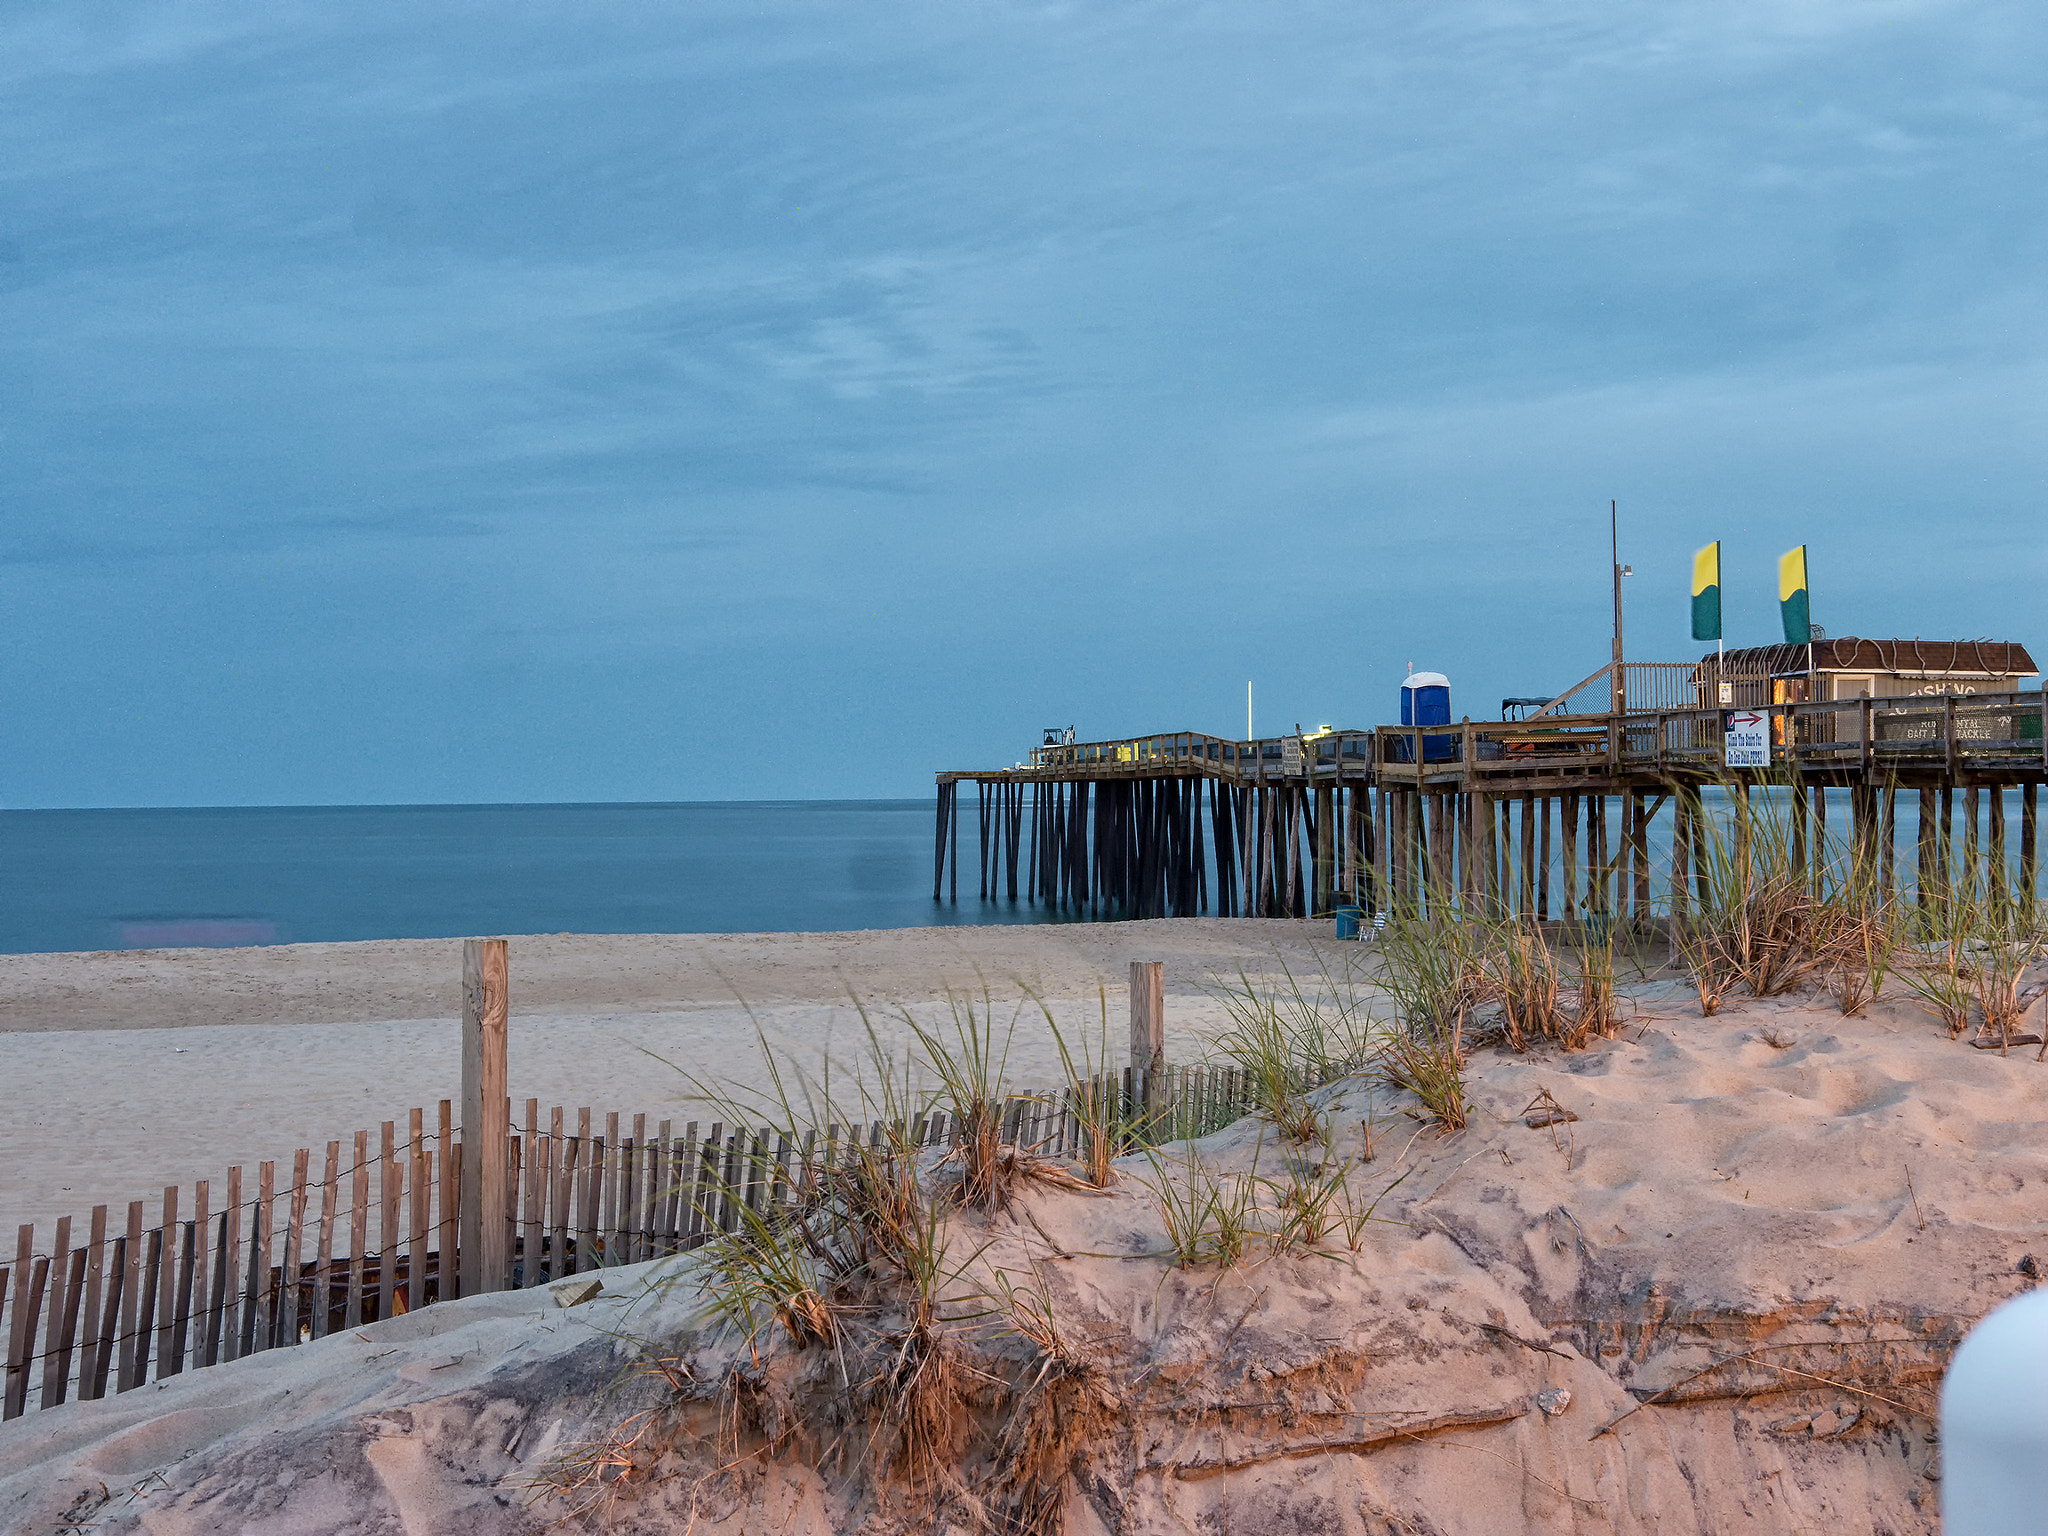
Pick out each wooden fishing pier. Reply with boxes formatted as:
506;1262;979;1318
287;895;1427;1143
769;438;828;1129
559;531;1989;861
935;660;2048;925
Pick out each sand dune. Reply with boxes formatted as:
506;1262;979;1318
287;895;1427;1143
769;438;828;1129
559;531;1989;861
2;923;2044;1532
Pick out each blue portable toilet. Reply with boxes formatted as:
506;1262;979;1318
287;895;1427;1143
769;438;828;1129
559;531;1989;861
1399;671;1456;762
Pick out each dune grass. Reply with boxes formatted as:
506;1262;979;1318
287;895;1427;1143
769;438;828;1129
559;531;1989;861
1205;950;1374;1143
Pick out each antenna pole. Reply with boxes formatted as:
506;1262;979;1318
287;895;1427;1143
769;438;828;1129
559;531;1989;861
1246;681;1253;741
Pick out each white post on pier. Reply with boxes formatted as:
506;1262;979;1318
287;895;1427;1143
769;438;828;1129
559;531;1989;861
459;939;511;1296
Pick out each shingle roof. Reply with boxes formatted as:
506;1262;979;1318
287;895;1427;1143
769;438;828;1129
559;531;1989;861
1699;638;2037;677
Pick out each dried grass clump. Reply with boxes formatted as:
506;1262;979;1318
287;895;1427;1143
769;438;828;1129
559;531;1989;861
896;988;1069;1214
1815;893;1898;1018
1208;952;1375;1143
1374;908;1491;1043
1897;896;2048;1050
1144;1149;1263;1268
1563;935;1620;1048
1899;909;1977;1038
1973;915;2046;1051
1266;1152;1352;1252
1042;988;1151;1185
1374;905;1615;1063
1489;922;1565;1049
551;978;1432;1531
1375;1025;1467;1131
987;1271;1125;1536
1672;915;1745;1017
1142;1135;1410;1268
1673;779;1909;1016
607;1020;1052;1527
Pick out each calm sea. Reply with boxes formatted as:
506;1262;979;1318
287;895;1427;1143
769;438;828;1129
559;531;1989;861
3;791;2007;955
0;801;1060;955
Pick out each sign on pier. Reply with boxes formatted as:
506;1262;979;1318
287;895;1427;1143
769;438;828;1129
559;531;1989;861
1724;710;1769;768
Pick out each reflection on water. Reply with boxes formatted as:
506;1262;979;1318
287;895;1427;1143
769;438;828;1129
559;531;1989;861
119;919;279;948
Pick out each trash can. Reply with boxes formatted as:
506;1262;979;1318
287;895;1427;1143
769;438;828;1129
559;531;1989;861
1334;905;1362;939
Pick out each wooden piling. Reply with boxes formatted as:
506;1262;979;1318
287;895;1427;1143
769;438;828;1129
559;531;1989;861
1917;787;1938;909
460;939;511;1297
1963;787;1981;905
1989;789;2007;905
2024;784;2039;902
1560;793;1579;921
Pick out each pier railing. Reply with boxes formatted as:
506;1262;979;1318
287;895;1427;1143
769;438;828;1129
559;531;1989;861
1532;662;1706;717
1002;690;2046;790
1372;690;2048;784
1025;730;1377;780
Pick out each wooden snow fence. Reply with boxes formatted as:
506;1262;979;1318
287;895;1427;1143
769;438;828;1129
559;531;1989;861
0;1064;1255;1422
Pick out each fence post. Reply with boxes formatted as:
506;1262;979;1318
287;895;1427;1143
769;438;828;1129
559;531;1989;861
1130;962;1165;1129
460;940;511;1296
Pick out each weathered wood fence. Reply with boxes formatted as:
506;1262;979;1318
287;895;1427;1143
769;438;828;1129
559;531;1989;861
1;1063;1253;1423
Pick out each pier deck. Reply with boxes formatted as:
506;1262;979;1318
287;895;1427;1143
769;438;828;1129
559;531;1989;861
934;690;2048;923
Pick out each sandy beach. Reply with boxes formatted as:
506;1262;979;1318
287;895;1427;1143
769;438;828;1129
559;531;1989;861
4;925;2045;1532
0;921;1340;1237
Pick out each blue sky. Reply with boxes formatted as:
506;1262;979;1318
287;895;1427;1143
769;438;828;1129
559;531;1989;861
4;1;2044;805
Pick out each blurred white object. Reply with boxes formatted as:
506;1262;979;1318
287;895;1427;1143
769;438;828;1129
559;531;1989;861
1942;1285;2048;1532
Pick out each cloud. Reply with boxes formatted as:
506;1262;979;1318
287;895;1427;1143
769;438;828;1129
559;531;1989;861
0;0;2042;803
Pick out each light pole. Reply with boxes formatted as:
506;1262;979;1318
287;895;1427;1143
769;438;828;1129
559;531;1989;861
1610;501;1632;715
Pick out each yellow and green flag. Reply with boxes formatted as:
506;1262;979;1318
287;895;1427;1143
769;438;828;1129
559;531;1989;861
1779;545;1811;645
1690;542;1721;642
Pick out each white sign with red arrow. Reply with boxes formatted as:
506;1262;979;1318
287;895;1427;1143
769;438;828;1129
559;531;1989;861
1725;710;1769;768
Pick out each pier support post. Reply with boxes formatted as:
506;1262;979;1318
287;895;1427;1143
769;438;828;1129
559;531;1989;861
459;939;511;1297
1314;783;1335;916
2024;785;2038;902
1813;785;1829;889
1671;790;1690;920
1939;787;1955;904
1963;787;1980;906
1487;795;1504;917
1990;787;2007;907
1692;785;1710;909
1586;795;1605;924
1630;792;1650;929
1882;786;1898;899
1395;789;1407;911
1519;793;1536;919
1791;781;1809;888
1917;788;1938;911
1560;793;1579;923
1734;783;1752;888
1433;794;1454;913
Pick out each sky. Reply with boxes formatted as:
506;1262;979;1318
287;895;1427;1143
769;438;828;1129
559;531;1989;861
3;0;2044;806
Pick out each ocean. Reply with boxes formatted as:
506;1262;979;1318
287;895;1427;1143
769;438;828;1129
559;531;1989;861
0;801;1059;955
2;790;2008;955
